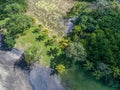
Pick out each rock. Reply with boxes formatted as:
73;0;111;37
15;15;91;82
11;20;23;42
30;64;65;90
0;50;65;90
0;51;32;90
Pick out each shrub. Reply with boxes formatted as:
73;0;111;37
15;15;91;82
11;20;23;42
56;64;65;74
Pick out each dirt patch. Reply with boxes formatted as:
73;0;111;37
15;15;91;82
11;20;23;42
27;0;75;37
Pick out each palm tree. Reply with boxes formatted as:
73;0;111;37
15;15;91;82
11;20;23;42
84;60;93;70
36;34;45;41
45;39;54;46
47;47;59;56
112;66;120;78
93;70;103;80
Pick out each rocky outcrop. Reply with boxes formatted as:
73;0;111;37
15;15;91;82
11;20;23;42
0;34;2;48
0;51;32;90
30;64;65;90
0;50;65;90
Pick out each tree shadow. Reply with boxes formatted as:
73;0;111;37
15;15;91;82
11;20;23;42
32;28;40;33
0;34;9;51
50;69;58;76
36;34;45;41
50;54;73;69
14;54;31;72
47;48;59;56
45;39;54;46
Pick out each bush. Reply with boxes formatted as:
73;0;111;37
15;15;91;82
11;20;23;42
6;14;34;36
4;3;24;16
25;47;41;64
4;36;16;49
56;64;65;74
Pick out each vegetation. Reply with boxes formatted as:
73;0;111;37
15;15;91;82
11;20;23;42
55;64;65;74
0;0;34;49
61;68;115;90
66;0;120;88
1;0;120;90
15;27;62;66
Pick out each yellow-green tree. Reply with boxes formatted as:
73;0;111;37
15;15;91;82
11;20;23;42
56;64;65;74
59;38;68;49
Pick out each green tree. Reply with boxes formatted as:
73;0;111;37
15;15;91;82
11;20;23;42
25;47;42;64
47;47;59;56
112;66;120;78
4;3;24;16
93;70;103;80
4;36;16;49
36;34;45;41
84;60;93;70
67;1;120;87
45;39;54;46
6;14;34;36
65;42;87;65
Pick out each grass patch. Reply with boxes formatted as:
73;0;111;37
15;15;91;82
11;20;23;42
15;26;62;66
0;18;9;26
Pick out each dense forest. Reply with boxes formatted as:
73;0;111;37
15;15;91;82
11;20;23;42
51;0;120;89
65;0;120;88
0;0;34;48
0;0;120;90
